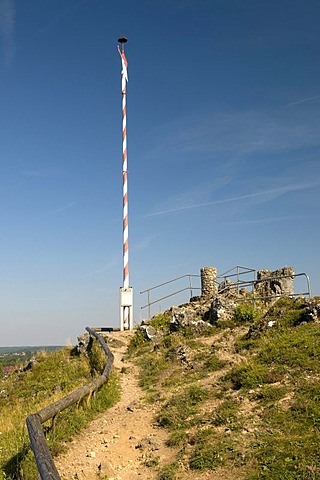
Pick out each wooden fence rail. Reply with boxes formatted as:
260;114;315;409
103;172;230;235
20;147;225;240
26;327;114;480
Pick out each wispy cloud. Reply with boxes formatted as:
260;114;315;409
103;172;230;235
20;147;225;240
133;234;160;251
227;215;309;226
145;182;320;218
284;94;320;108
146;108;320;163
80;259;119;278
47;202;76;216
0;0;15;66
143;178;234;219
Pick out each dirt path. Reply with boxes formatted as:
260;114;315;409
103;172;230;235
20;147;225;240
55;331;176;480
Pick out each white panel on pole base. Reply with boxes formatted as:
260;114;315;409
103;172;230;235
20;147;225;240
120;287;133;331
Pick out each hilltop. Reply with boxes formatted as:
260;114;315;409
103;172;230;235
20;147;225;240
56;295;320;479
1;293;319;479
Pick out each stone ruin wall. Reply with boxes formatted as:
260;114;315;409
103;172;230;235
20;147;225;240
139;264;317;343
253;266;295;299
200;265;295;301
183;265;296;327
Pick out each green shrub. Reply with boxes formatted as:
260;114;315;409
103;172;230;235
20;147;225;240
233;303;258;324
202;354;226;373
88;338;106;375
158;385;209;429
127;329;147;355
226;361;274;390
189;429;221;470
253;385;289;403
138;353;168;390
166;429;188;447
158;463;178;480
211;400;239;427
150;313;171;331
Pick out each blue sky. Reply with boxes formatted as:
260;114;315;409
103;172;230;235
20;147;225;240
0;0;319;345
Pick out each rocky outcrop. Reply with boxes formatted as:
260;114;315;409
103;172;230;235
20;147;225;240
298;299;320;324
77;333;91;354
207;296;237;325
139;324;164;344
170;305;213;334
140;265;313;339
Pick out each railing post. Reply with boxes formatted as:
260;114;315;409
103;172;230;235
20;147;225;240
189;275;193;298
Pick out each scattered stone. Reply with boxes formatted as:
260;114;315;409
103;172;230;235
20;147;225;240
127;400;140;412
170;306;213;334
76;333;90;354
267;320;276;327
208;296;236;325
300;299;320;323
23;358;36;372
135;436;160;451
139;324;163;343
172;345;194;366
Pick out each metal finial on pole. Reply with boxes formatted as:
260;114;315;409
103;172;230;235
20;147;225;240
117;36;133;331
118;35;128;46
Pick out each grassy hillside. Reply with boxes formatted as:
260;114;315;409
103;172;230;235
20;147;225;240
128;297;320;480
1;297;319;480
0;340;120;480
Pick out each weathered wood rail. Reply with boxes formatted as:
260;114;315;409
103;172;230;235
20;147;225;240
26;327;115;480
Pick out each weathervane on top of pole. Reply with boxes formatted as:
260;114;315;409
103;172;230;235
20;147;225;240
117;35;133;331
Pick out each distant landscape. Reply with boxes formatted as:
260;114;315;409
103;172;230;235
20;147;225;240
0;346;64;370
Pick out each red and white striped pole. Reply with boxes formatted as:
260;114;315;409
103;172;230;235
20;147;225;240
118;36;133;330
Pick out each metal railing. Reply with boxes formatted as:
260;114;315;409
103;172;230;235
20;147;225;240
218;265;257;296
140;274;201;317
140;267;312;317
226;272;312;303
218;265;256;282
26;327;114;480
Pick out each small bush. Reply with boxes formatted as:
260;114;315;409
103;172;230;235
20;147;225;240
138;353;168;390
158;463;178;480
211;400;239;427
166;429;188;447
233;303;258;324
127;330;147;355
150;313;171;331
158;385;209;429
202;354;226;373
226;361;279;390
88;339;106;375
189;429;221;470
253;385;289;403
